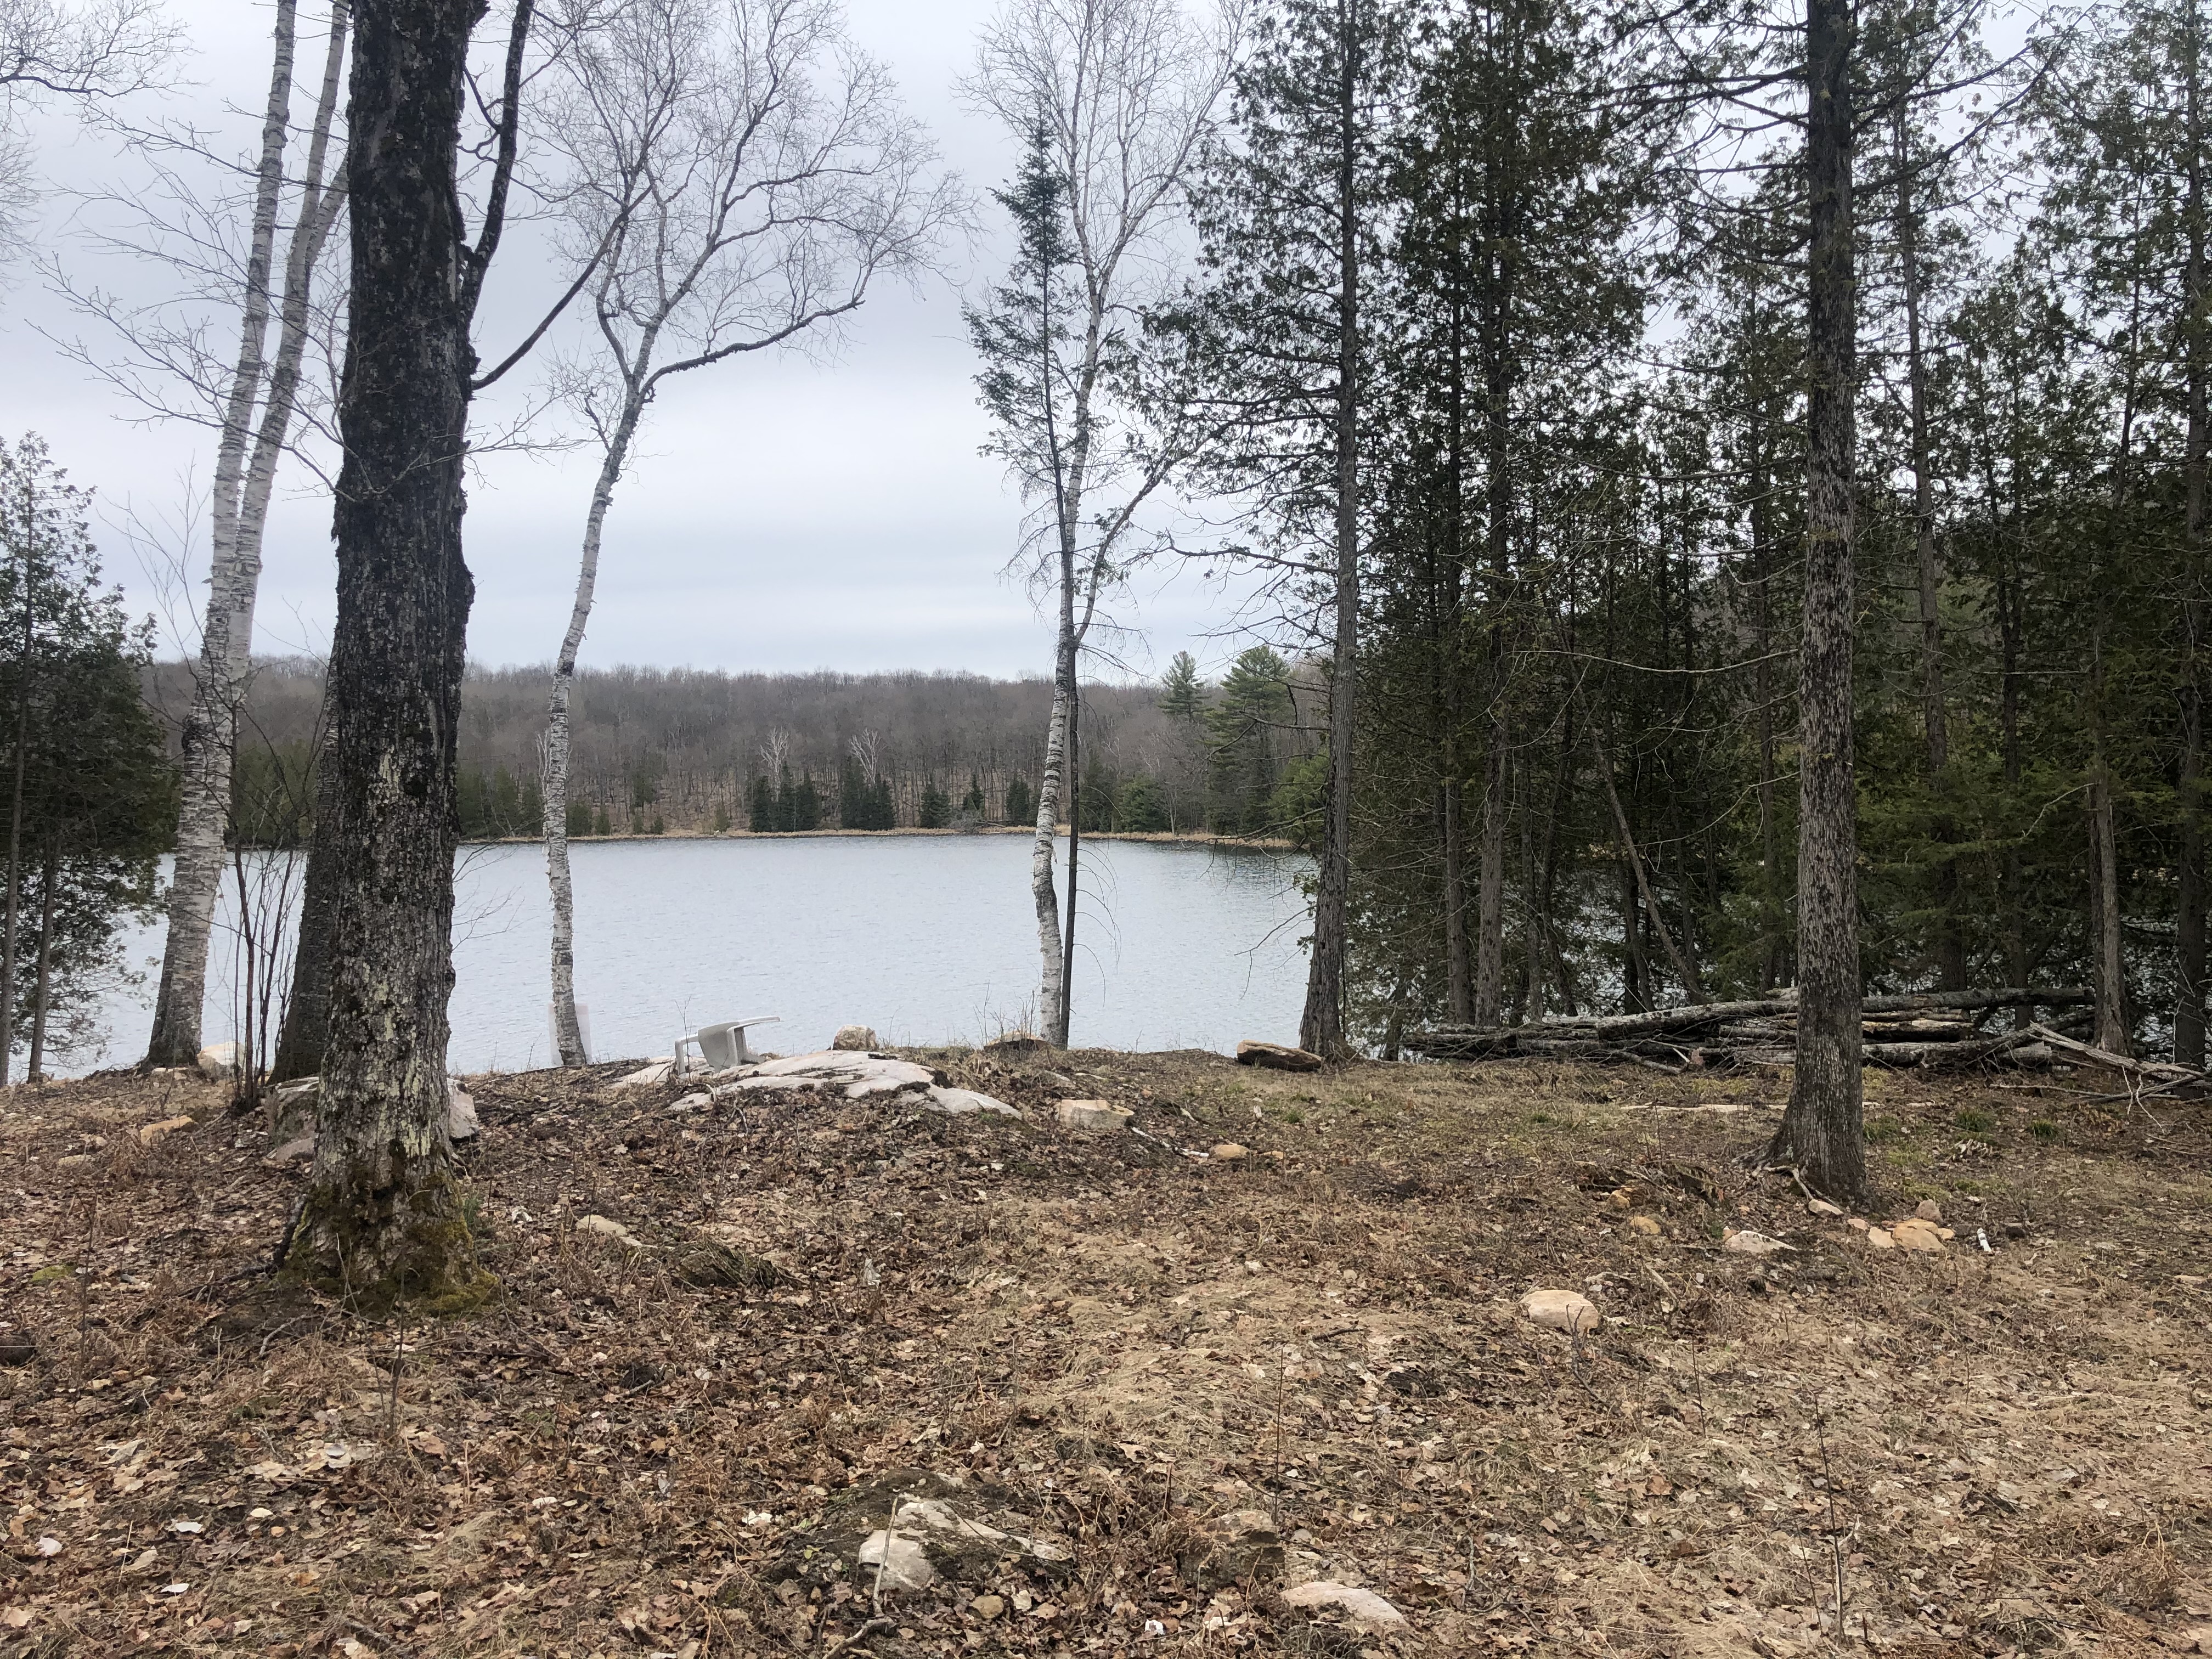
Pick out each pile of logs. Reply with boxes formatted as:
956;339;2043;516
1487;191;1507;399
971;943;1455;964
1408;987;2097;1071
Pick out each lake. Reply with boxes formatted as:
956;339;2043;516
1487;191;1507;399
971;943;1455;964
89;836;1314;1075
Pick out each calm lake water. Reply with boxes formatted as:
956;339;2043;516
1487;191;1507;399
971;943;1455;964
90;836;1313;1075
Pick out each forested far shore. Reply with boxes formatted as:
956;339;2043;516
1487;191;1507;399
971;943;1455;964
139;654;1325;844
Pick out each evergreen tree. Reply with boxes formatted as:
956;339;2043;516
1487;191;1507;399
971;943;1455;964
918;777;952;828
1207;646;1293;834
1006;774;1036;827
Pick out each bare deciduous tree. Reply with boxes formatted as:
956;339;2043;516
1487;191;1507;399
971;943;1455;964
537;0;949;1066
964;0;1237;1047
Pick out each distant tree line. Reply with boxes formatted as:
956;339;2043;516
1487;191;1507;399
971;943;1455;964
146;655;1325;841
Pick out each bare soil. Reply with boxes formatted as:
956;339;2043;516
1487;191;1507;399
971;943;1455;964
2;1049;2208;1658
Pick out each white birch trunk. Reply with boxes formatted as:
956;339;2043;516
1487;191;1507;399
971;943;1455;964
145;0;348;1066
1030;658;1070;1043
545;399;643;1066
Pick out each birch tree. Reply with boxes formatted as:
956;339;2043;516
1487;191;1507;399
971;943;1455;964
964;0;1238;1048
538;0;946;1066
137;0;349;1068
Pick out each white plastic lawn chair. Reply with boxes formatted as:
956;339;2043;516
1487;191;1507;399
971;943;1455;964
674;1014;782;1073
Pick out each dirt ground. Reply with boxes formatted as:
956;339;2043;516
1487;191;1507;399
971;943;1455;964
2;1046;2209;1659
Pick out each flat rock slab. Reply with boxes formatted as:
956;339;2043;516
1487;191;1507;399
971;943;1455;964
1519;1288;1600;1335
706;1052;1018;1118
1056;1099;1132;1132
1236;1040;1323;1072
1281;1581;1404;1626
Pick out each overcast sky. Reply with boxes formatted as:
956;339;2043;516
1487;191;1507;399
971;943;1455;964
2;0;1261;681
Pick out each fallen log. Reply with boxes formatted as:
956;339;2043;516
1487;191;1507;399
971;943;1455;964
1865;1032;2051;1069
2024;1024;2204;1085
1410;988;2096;1063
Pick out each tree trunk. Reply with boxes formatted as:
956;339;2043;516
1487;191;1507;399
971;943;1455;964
268;718;338;1082
292;0;487;1301
1031;645;1070;1044
1441;774;1469;1020
1061;681;1081;1042
1589;718;1705;1002
1768;0;1864;1201
25;845;54;1082
0;560;30;1086
147;0;349;1066
1300;0;1360;1062
1748;408;1787;990
2178;0;2208;1068
1895;108;1961;992
2089;751;2130;1055
545;399;641;1067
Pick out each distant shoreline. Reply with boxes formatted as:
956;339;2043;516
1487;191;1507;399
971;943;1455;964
458;826;1300;851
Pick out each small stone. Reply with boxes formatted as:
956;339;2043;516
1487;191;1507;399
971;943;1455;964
1037;1071;1075;1091
577;1214;641;1250
1846;1216;1870;1231
447;1081;478;1142
1607;1188;1634;1210
137;1115;196;1146
1865;1227;1896;1250
1915;1199;1943;1223
196;1041;240;1082
1055;1099;1132;1133
856;1531;934;1592
1806;1198;1843;1217
54;1154;91;1170
1280;1581;1405;1626
1235;1039;1324;1073
1210;1143;1249;1162
1519;1289;1600;1335
1627;1215;1661;1237
970;1594;1005;1621
1722;1229;1795;1257
263;1137;315;1167
1891;1217;1945;1252
832;1025;879;1051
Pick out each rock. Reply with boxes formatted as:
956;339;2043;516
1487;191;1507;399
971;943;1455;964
1037;1071;1075;1092
1891;1217;1945;1252
1519;1289;1600;1335
1846;1216;1870;1231
1210;1143;1249;1161
1722;1229;1795;1256
1187;1510;1282;1587
137;1115;196;1146
263;1137;315;1167
1235;1039;1323;1073
266;1076;318;1144
983;1032;1048;1054
1915;1199;1943;1222
1606;1187;1635;1210
1280;1582;1406;1627
856;1531;935;1592
708;1052;1016;1116
577;1214;641;1250
447;1081;479;1142
2163;1624;2212;1654
1056;1099;1132;1133
0;1330;36;1366
1627;1215;1661;1237
196;1041;240;1082
832;1025;879;1051
1806;1198;1844;1217
55;1154;91;1171
970;1594;1005;1621
1865;1227;1896;1250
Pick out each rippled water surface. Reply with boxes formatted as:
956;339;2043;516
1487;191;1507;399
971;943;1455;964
93;836;1313;1074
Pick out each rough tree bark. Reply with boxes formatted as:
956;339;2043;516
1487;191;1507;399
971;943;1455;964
2177;0;2208;1067
289;0;506;1301
1301;0;1361;1062
1767;0;1865;1201
144;0;348;1067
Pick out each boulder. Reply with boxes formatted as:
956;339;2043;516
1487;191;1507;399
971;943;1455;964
266;1077;319;1144
1627;1215;1661;1238
1235;1040;1323;1073
773;1469;1073;1599
263;1137;314;1167
1187;1510;1282;1587
196;1042;240;1083
856;1531;935;1592
1865;1227;1896;1250
1722;1229;1795;1257
1056;1099;1132;1133
1281;1582;1405;1627
1915;1199;1943;1222
1519;1289;1600;1335
137;1115;196;1146
832;1025;879;1051
1806;1198;1844;1217
1210;1142;1250;1161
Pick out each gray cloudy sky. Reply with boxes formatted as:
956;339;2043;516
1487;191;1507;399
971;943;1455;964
3;0;1254;680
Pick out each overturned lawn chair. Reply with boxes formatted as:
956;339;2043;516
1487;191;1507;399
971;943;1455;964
674;1014;783;1073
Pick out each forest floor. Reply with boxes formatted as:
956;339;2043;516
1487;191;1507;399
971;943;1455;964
2;1047;2209;1659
